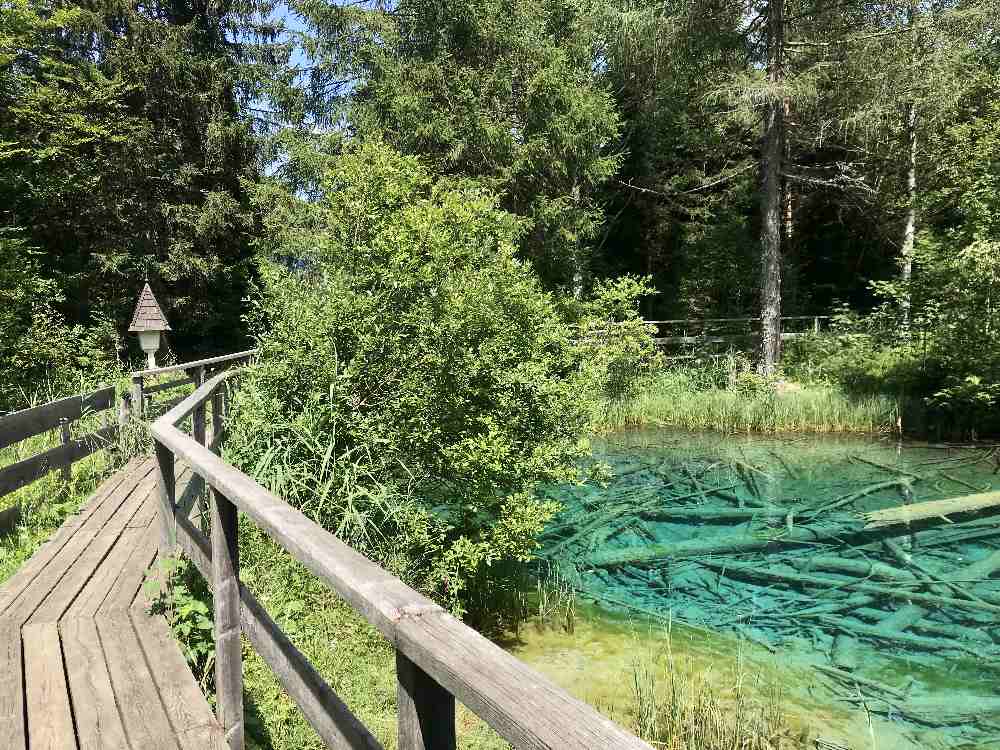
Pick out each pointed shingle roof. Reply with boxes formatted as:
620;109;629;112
129;282;171;332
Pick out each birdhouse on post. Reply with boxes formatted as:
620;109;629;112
129;282;171;369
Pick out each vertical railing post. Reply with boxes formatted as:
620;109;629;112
193;365;206;446
212;487;244;749
211;389;224;454
154;439;176;559
131;374;144;421
59;418;71;481
814;315;821;334
396;651;456;750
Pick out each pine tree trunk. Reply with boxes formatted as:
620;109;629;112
900;3;919;329
759;0;785;376
901;100;917;328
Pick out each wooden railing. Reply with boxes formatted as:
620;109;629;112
0;386;118;533
150;366;653;750
130;349;257;421
648;315;830;345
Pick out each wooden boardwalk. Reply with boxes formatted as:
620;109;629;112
0;456;227;750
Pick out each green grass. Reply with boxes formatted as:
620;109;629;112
596;371;898;435
0;432;118;585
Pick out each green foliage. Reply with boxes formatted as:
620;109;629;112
146;558;217;691
0;0;267;354
0;233;124;410
229;142;591;624
287;0;622;289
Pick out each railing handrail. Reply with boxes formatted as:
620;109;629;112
646;315;830;324
0;384;118;533
150;369;653;750
132;348;259;379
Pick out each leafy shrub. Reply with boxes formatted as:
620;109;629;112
0;232;124;410
227;142;592;626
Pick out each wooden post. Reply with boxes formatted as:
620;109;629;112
131;375;144;421
59;418;71;482
118;392;131;427
396;651;455;750
154;440;176;559
211;390;224;454
212;487;244;750
814;316;821;334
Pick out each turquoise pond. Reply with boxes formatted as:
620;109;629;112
534;430;1000;749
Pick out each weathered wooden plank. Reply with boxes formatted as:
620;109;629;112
0;425;118;497
211;488;243;749
0;386;115;451
175;517;383;750
0;463;155;621
155;440;177;559
397;650;456;750
27;475;154;624
133;349;257;379
60;617;130;750
0;620;26;750
97;616;180;750
23;622;76;750
64;527;147;620
0;460;148;616
98;522;158;617
130;611;227;750
145;377;194;395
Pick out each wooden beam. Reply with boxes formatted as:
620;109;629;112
0;425;117;498
397;651;455;750
175;517;384;750
132;349;257;379
212;488;243;750
0;386;114;450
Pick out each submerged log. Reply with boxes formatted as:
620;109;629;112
587;521;860;567
864;489;1000;528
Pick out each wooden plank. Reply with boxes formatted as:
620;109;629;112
97;617;180;750
145;377;194;395
0;425;118;497
130;611;226;750
0;460;147;615
397;650;455;750
175;517;383;750
27;476;154;624
60;617;130;750
864;490;1000;528
155;441;177;559
0;386;115;451
133;349;257;379
211;488;243;749
0;620;26;750
0;464;155;622
23;622;76;750
64;526;147;620
98;522;158;617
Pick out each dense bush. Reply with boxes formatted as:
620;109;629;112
227;143;602;625
0;233;123;411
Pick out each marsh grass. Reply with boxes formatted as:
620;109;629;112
605;637;805;749
598;370;897;434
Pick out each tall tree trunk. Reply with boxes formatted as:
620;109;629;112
900;3;919;330
759;0;785;376
901;100;917;327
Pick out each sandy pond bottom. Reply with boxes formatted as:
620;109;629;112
518;430;1000;750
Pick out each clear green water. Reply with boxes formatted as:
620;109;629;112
538;430;1000;749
